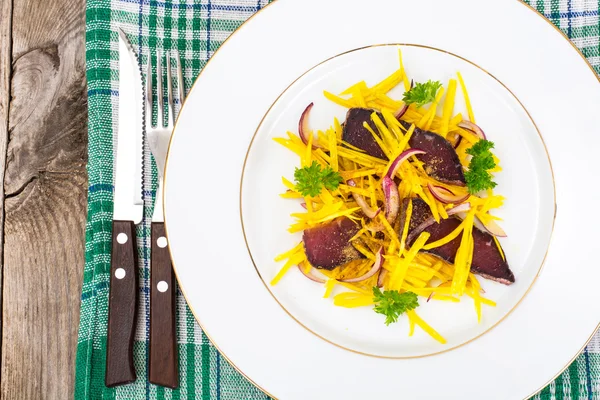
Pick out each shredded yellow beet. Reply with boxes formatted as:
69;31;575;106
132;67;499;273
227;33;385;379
273;53;506;345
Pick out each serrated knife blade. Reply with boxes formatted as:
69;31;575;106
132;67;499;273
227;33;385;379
105;29;144;388
114;29;144;223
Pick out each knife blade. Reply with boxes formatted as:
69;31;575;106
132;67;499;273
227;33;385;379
105;28;144;388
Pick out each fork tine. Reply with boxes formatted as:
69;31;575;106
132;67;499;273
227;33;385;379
156;50;164;127
176;52;185;102
166;51;174;128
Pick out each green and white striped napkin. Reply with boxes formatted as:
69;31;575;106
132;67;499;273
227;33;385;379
75;0;600;398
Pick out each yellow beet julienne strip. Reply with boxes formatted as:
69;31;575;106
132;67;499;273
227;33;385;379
396;122;415;154
329;129;338;172
374;92;403;109
381;109;404;142
323;90;354;108
334;117;343;141
334;292;375;308
424;87;445;131
430;294;460;302
291;202;343;221
378;213;400;245
404;275;427;288
338;147;386;166
335;281;372;296
457;71;475;123
282;176;296;191
363;121;394;160
273;137;305;158
280;191;303;199
437;201;449;219
314;148;331;165
352;87;367;108
422;217;467;250
371;112;398;150
274;242;303;262
339;168;380;180
313;207;361;224
305;197;313;213
271;252;306;285
408;316;416;336
353;242;375;260
440;79;457;136
340;80;369;96
424;187;441;223
368;175;378;209
338;184;371;198
449;113;464;127
407;310;447;344
349;228;369;243
338;140;367;153
372;68;404;94
398;48;411;91
323;278;337;298
493;236;506;261
390;232;430;290
288;221;310;233
451;214;475;295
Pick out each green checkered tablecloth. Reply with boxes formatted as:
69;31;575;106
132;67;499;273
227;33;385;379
75;0;600;398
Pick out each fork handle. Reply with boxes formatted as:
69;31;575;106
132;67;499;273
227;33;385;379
149;222;178;388
106;220;138;387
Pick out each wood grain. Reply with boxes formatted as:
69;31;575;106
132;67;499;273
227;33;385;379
0;0;13;371
0;0;88;396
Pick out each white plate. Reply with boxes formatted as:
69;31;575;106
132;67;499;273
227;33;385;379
164;0;600;398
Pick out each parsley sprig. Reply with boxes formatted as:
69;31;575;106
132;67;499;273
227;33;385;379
402;80;442;108
294;161;342;197
373;287;419;326
464;139;497;194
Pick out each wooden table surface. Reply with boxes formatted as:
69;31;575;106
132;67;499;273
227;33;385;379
0;0;87;396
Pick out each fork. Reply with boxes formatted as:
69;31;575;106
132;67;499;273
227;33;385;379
146;50;185;389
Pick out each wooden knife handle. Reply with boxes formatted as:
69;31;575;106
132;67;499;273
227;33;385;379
106;220;138;387
149;222;178;388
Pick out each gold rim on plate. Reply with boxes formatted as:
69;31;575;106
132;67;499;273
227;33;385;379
162;1;600;398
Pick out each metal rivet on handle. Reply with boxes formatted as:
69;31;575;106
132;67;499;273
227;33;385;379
157;281;168;292
117;233;128;244
157;236;167;248
115;268;126;279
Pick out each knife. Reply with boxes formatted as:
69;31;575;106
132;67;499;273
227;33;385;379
105;29;144;388
146;52;182;389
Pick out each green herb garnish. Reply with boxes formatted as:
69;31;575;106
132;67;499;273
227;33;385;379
373;287;419;326
402;80;442;108
294;161;343;197
464;139;497;194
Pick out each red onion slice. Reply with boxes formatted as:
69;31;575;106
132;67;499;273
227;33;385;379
340;247;384;283
394;104;408;119
406;202;471;244
347;179;381;219
474;215;507;237
377;268;387;288
297;263;326;283
298;102;322;149
458;120;486;140
427;183;469;204
300;203;307;209
386;149;426;179
382;176;400;224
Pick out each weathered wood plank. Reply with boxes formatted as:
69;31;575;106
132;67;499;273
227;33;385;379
1;0;88;395
0;0;13;374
